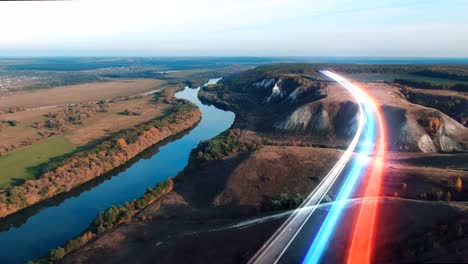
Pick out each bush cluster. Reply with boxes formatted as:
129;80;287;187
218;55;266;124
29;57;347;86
270;193;306;211
195;128;259;163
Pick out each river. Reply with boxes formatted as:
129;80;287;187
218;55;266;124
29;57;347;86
0;78;235;264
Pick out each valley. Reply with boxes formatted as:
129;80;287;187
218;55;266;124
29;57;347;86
40;63;468;263
0;59;466;263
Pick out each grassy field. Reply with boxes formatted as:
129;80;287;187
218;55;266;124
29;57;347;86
0;78;166;110
0;135;76;189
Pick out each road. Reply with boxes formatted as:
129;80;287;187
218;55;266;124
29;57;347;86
249;71;385;264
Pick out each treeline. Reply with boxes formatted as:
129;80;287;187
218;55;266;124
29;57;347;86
6;60;132;71
0;100;201;218
394;78;468;92
412;69;468;82
400;87;468;127
32;179;173;263
23;73;103;91
329;64;419;74
101;70;165;79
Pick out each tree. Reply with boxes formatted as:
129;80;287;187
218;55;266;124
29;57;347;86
49;247;65;261
6;120;17;127
116;138;128;149
321;194;333;203
456;176;463;192
401;182;408;192
457;223;464;238
65;238;82;252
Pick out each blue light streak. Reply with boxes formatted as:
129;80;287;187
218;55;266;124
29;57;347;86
302;102;376;264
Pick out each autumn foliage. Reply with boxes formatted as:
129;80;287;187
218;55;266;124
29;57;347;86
39;179;173;263
456;176;463;192
0;101;200;218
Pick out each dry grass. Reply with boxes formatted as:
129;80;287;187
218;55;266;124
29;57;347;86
66;97;170;146
0;108;51;145
0;79;167;110
0;96;171;148
0;79;174;149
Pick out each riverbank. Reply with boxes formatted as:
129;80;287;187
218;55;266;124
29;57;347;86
0;100;201;219
0;79;235;264
37;179;174;263
54;65;468;264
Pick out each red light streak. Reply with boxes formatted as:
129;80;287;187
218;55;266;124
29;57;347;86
347;87;386;264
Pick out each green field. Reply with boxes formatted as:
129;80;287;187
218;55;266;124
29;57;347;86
0;135;76;189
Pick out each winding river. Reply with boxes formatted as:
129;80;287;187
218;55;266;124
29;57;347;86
0;79;235;264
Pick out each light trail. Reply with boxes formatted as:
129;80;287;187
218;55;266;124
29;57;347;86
301;72;376;263
346;86;386;264
249;70;369;264
302;71;384;264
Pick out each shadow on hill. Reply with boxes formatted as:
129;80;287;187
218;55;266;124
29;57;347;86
9;178;26;187
174;152;256;214
395;153;468;171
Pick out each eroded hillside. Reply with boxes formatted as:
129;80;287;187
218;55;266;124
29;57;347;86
202;65;468;153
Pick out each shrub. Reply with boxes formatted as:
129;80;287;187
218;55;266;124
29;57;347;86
456;176;463;192
194;128;258;163
270;193;306;211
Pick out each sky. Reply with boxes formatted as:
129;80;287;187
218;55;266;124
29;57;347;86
0;0;467;57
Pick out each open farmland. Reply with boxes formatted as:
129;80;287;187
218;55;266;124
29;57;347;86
0;79;167;110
